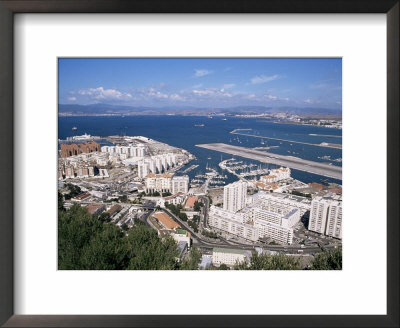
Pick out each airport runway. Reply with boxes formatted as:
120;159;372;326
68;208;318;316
196;143;342;180
230;131;342;149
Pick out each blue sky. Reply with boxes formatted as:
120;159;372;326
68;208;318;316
59;58;342;110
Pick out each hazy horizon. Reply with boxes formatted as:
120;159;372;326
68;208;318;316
59;58;342;112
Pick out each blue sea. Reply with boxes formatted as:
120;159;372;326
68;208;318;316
58;115;342;185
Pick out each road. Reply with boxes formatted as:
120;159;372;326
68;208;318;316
196;143;342;180
142;199;334;254
198;195;209;229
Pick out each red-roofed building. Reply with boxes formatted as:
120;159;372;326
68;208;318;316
71;192;91;202
86;204;106;215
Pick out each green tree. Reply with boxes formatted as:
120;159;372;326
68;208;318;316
64;183;82;199
58;204;102;269
126;225;179;270
233;252;302;270
217;264;229;270
118;195;128;202
188;220;198;233
310;248;342;270
58;191;64;211
80;224;128;270
193;201;203;212
98;212;111;223
179;212;188;222
59;203;207;270
179;247;202;270
202;230;218;239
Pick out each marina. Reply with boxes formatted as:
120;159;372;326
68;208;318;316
59;115;342;185
181;164;199;173
196;143;342;180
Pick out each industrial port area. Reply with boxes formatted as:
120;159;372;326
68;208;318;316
58;132;342;270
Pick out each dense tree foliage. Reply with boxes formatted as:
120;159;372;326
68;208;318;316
310;248;342;270
165;203;182;217
126;225;179;270
58;204;103;269
188;215;200;233
59;204;193;270
193;201;203;212
201;230;218;239
118;195;128;202
188;220;198;233
63;183;82;200
58;191;65;211
179;247;202;270
80;224;128;270
97;212;111;223
178;212;188;222
233;252;302;270
217;264;230;270
59;203;342;271
291;190;312;198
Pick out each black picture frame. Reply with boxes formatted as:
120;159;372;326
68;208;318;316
0;1;398;327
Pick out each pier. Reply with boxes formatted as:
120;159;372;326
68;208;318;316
196;143;342;180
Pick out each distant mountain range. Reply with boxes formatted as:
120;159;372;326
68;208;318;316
58;103;342;117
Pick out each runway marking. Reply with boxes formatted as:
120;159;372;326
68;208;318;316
230;130;342;149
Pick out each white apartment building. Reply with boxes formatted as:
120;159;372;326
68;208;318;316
209;193;300;244
212;247;251;267
223;180;248;213
260;167;291;183
309;196;342;239
308;197;330;234
145;173;173;193
138;161;150;178
247;191;311;216
137;153;177;178
101;144;146;159
148;160;157;174
251;207;300;228
325;200;342;239
208;206;259;242
254;220;294;245
98;168;109;177
270;167;291;180
250;207;296;244
154;157;162;173
164;193;185;206
144;173;189;194
251;209;295;245
172;175;189;194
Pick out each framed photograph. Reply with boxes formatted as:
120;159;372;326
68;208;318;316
0;1;398;327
